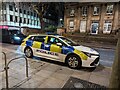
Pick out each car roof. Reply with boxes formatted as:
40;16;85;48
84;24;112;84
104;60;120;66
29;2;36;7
28;34;63;38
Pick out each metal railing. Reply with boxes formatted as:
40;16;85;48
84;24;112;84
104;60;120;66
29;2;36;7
2;52;29;90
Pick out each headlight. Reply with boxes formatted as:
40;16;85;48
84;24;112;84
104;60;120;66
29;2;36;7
14;36;20;40
82;52;91;57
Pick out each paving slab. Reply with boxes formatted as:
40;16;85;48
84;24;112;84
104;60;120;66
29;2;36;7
38;77;64;88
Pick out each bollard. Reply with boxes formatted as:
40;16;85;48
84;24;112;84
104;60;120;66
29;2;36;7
2;52;9;90
2;54;29;89
109;29;120;89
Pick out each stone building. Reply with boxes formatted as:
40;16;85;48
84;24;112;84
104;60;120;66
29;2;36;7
64;2;120;34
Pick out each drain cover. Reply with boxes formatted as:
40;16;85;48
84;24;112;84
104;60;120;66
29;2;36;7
74;82;84;88
62;77;106;89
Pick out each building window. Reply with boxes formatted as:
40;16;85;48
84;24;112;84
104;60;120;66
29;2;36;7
91;21;99;34
37;21;38;26
15;8;17;12
70;9;75;16
19;9;22;13
27;11;29;15
24;18;26;23
106;5;113;14
31;20;33;25
9;5;13;11
69;20;74;29
93;6;100;15
103;21;112;33
24;10;26;14
20;17;22;23
27;19;29;24
3;4;6;10
29;19;32;25
10;15;13;21
82;6;87;16
34;20;36;25
15;16;17;22
1;14;6;21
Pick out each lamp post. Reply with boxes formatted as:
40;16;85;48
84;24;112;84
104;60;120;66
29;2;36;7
60;18;63;27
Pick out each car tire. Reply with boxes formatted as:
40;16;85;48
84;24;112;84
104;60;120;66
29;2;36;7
11;39;14;44
24;47;33;58
66;54;82;69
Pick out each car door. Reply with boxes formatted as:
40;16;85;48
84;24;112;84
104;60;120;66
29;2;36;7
32;36;46;56
43;36;63;61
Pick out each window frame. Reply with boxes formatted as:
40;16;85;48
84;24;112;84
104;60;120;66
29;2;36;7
106;4;114;15
70;9;75;16
10;15;13;22
15;16;18;22
9;5;13;11
69;20;74;29
93;6;100;15
82;6;88;16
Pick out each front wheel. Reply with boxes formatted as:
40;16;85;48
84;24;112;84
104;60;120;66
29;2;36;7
24;47;33;58
66;55;82;69
11;39;15;44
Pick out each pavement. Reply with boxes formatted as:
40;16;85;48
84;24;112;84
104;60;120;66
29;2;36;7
1;52;112;89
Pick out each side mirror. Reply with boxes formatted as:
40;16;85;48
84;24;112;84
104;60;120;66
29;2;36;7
56;43;62;46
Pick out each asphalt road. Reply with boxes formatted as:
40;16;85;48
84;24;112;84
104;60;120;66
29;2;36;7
94;48;115;67
1;43;115;67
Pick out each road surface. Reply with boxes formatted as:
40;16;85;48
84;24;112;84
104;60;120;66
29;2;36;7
1;43;115;67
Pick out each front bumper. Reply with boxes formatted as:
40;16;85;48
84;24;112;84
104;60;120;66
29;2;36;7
90;57;100;67
82;55;100;67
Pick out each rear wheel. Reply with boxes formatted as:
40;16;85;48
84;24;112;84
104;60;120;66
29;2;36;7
66;54;81;69
24;47;33;58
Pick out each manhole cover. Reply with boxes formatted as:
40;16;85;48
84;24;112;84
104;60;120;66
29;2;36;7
74;83;84;88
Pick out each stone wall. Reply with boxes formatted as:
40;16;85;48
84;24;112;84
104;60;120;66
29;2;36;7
64;2;119;35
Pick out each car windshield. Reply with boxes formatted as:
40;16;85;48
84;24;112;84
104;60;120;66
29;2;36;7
9;30;21;35
59;37;79;46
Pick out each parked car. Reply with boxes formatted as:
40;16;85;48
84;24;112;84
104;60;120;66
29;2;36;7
1;29;26;44
20;34;100;69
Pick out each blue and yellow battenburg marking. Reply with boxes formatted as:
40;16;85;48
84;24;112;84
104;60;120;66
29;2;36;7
22;38;88;60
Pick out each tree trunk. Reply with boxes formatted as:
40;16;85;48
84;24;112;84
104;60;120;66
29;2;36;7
109;29;120;89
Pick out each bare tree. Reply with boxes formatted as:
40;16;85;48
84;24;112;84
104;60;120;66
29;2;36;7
31;2;49;31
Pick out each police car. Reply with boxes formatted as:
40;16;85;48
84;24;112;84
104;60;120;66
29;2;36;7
20;34;100;69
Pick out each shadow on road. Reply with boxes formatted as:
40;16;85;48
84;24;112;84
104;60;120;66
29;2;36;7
32;56;104;72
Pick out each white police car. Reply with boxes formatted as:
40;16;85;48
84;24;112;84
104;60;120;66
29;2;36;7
20;34;100;69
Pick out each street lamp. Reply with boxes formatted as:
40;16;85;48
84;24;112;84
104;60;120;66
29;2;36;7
60;18;63;27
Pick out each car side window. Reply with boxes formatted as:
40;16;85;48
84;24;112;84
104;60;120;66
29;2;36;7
47;36;67;46
55;38;67;47
29;36;34;41
34;36;46;42
47;37;55;44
